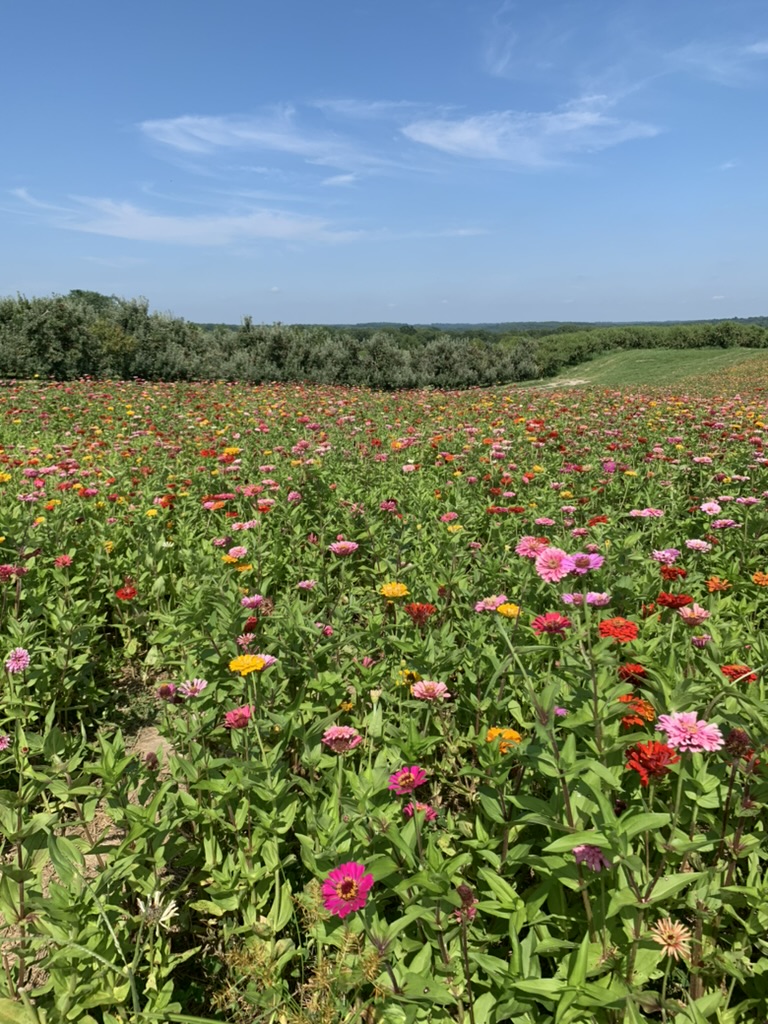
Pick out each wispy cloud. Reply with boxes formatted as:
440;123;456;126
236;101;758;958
666;39;768;85
140;108;394;174
321;173;357;187
11;189;359;246
402;97;658;166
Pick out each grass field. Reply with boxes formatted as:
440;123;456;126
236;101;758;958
531;347;768;389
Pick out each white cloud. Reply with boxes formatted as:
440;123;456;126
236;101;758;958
711;294;726;300
718;160;738;171
402;98;658;166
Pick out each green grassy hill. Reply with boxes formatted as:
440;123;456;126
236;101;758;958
525;347;768;389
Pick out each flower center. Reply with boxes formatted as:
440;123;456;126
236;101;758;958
336;879;358;901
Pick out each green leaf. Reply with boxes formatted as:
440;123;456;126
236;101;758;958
544;830;610;854
617;812;670;840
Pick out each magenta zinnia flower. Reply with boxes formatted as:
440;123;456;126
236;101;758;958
656;712;724;753
411;680;451;701
321;861;374;918
531;612;572;636
5;648;30;674
534;547;575;583
322;725;362;753
388;765;427;795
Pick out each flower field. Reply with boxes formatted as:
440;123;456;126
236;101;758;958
2;376;768;1024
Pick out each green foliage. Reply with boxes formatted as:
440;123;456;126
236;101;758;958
2;291;767;389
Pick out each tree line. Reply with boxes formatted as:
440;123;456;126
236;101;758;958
1;290;766;389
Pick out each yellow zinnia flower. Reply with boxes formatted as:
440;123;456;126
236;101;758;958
486;727;522;753
380;581;409;599
496;602;521;619
229;654;266;676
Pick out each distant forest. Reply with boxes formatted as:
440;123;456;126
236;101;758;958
1;290;767;389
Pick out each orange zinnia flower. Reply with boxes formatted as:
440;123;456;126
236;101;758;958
486;727;522;753
706;576;731;592
751;571;768;586
618;694;655;729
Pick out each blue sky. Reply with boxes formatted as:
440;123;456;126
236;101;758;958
3;0;767;324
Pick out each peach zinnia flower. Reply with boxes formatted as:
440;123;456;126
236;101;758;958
649;918;692;960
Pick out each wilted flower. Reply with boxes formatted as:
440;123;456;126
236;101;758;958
224;705;253;729
137;890;179;931
573;844;612;872
403;801;438;821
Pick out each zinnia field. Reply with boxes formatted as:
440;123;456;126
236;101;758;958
2;373;768;1024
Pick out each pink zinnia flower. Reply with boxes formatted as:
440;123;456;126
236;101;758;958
178;678;208;697
321;862;374;918
224;705;253;729
516;535;550;559
5;648;30;674
227;546;247;560
700;501;721;515
322;725;362;753
328;540;359;556
531;612;572;636
411;680;451;701
240;594;264;608
0;734;9;752
573;844;612;872
388;765;427;795
287;491;302;503
403;801;438;821
297;579;317;590
569;552;605;574
678;603;710;627
54;554;73;568
651;549;680;565
587;592;611;606
535;547;575;583
474;594;508;612
656;712;724;753
691;634;712;648
685;539;711;552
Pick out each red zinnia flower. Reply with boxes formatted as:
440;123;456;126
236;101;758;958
618;663;646;684
531;612;572;636
404;602;437;626
657;592;694;609
660;565;687;581
721;664;758;684
599;617;638;643
625;741;680;786
116;580;137;601
588;515;608;526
